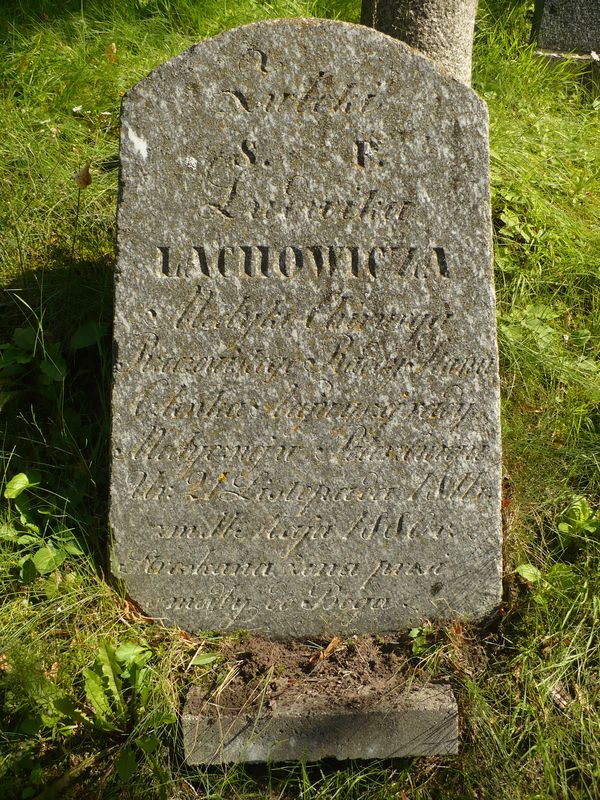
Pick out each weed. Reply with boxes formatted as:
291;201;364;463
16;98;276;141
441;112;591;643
1;0;599;798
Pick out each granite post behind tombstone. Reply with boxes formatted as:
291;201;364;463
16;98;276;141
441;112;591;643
110;19;502;761
360;0;479;85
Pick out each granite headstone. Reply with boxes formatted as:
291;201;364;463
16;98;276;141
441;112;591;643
533;0;600;54
110;19;502;643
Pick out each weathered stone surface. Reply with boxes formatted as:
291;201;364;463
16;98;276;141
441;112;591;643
533;0;600;54
110;19;502;639
360;0;479;85
183;683;458;762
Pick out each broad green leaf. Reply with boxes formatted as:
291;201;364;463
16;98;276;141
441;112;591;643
571;329;591;348
15;494;36;523
115;642;151;666
40;355;67;381
558;522;572;533
36;675;63;703
23;521;40;534
70;320;105;350
133;666;152;707
61;540;84;555
4;473;33;499
18;714;42;735
0;343;33;365
56;533;84;555
135;734;160;754
546;563;579;594
120;667;149;706
190;652;220;667
149;710;176;727
564;496;593;523
97;642;126;720
17;534;41;545
52;696;88;725
19;556;38;583
116;745;137;782
15;510;39;533
13;326;36;352
32;545;66;574
83;667;118;731
515;563;542;583
119;655;152;707
1;349;32;366
43;576;61;599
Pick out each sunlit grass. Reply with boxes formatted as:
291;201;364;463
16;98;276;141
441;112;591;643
1;0;599;797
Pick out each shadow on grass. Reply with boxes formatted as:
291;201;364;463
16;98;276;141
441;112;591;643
1;253;113;567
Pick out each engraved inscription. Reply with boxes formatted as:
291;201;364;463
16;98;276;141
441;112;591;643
126;469;493;506
203;171;412;222
129;394;482;440
150;512;456;548
112;20;501;636
142;553;444;581
129;431;487;467
216;67;384;115
131;346;494;383
163;589;392;620
157;244;448;279
170;292;454;334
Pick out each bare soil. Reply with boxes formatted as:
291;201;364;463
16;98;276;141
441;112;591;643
195;634;434;713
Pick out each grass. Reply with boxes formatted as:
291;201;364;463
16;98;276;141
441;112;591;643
1;0;599;798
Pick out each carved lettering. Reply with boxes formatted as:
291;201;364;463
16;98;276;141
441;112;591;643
144;552;275;578
131;435;300;470
355;138;383;167
217;71;383;115
159;244;445;280
112;20;501;638
128;469;490;507
344;512;455;542
301;586;391;612
410;470;491;502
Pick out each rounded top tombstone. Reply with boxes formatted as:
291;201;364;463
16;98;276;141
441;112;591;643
110;19;502;639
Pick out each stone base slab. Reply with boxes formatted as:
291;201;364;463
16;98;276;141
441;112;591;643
183;683;458;763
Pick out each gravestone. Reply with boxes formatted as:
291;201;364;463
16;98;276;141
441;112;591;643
533;0;600;54
111;18;501;761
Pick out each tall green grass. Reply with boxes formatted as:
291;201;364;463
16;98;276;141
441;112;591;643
1;1;599;798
